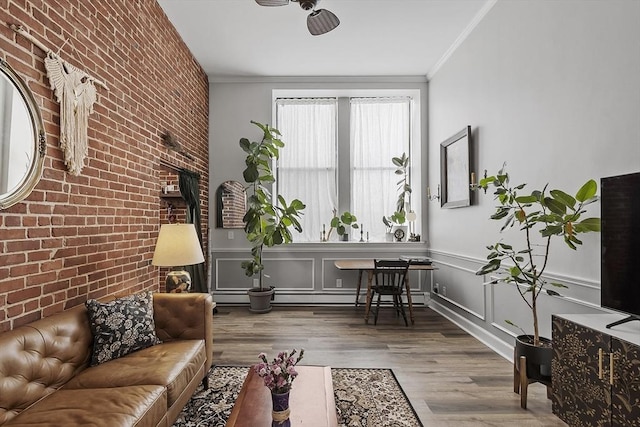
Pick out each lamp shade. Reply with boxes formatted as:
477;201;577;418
307;9;340;35
152;223;204;267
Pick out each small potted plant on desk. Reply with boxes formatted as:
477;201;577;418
240;121;306;313
474;164;600;408
383;152;411;242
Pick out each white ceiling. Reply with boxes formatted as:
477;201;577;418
157;0;492;79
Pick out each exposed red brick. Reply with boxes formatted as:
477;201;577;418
0;253;27;265
7;305;24;318
8;286;42;304
27;250;50;262
0;228;27;240
43;280;69;294
27;228;51;239
6;239;40;252
13;311;42;328
0;0;209;331
40;295;54;307
42;302;65;317
3;215;22;227
26;271;58;286
9;264;32;277
24;299;39;312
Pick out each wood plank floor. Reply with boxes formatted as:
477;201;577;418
212;304;566;427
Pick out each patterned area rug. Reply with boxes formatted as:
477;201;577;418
173;366;423;427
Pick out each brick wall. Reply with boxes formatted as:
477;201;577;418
219;180;246;229
0;0;209;331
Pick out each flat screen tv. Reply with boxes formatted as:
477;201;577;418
600;171;640;328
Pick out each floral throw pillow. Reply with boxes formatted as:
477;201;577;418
85;291;161;366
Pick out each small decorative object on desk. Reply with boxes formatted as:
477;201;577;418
255;349;305;427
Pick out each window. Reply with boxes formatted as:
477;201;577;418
276;98;337;242
351;98;411;242
275;92;419;243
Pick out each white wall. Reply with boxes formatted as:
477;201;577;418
208;78;429;301
209;78;428;248
427;0;640;358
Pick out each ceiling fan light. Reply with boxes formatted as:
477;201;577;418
255;0;289;6
297;0;317;10
307;9;340;36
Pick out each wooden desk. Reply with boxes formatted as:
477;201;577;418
226;366;338;427
334;259;435;325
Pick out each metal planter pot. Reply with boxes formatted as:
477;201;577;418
247;286;276;313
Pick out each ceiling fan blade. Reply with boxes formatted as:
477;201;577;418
307;9;340;35
255;0;289;6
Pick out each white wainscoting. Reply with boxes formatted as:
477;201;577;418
428;248;614;361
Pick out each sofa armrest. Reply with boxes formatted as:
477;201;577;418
153;293;214;373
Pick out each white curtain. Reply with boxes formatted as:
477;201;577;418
276;98;337;242
350;97;411;242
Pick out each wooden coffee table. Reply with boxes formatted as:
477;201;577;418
226;365;338;427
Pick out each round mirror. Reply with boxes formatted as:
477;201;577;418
0;58;46;209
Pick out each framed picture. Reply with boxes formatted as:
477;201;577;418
440;126;472;208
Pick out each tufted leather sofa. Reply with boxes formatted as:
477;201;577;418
0;292;214;427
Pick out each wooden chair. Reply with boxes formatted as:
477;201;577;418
367;259;411;326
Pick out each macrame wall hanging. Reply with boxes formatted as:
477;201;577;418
11;24;109;176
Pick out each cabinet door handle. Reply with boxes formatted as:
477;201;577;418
598;348;604;379
610;353;615;385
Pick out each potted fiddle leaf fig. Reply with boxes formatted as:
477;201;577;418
474;164;600;394
382;152;411;241
240;121;305;313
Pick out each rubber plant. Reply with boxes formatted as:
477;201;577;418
240;121;305;291
382;152;411;231
475;164;601;346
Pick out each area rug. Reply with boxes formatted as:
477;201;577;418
172;366;423;427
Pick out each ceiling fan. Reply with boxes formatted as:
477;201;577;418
255;0;340;36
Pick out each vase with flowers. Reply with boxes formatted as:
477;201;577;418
254;348;305;426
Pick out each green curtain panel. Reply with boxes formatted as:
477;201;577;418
179;169;207;293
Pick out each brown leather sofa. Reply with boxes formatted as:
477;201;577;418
0;292;214;427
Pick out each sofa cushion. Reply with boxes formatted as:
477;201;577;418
0;305;93;425
2;385;167;427
85;291;160;366
64;340;205;407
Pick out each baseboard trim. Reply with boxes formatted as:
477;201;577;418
428;299;513;362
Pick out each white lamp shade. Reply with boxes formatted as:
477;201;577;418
152;223;204;267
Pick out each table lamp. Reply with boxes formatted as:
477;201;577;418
152;223;205;293
406;211;417;239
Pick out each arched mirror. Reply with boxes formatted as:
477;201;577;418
0;58;46;209
216;180;246;228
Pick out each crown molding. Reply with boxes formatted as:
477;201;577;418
208;75;428;84
427;0;498;81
